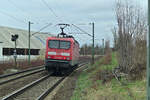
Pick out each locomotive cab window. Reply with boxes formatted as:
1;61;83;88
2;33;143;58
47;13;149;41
48;40;59;49
60;41;70;49
48;40;70;49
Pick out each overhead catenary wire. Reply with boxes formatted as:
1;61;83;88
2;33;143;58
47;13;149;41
31;23;52;36
71;23;102;43
7;0;49;27
69;23;89;35
7;0;31;20
7;0;27;13
71;24;92;37
66;25;90;45
0;10;26;24
41;0;63;22
68;32;90;34
69;24;82;34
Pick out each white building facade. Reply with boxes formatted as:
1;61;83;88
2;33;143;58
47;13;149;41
0;26;52;62
0;42;2;57
0;42;3;61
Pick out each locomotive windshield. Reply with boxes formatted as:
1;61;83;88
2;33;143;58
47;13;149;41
49;40;59;49
48;40;70;49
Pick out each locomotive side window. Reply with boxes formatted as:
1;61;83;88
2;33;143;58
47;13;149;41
49;40;59;49
60;41;70;49
48;40;70;49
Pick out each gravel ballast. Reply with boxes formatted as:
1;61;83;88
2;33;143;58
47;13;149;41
13;77;61;100
45;65;87;100
0;71;48;99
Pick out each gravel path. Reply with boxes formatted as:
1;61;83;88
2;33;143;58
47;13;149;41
0;71;48;99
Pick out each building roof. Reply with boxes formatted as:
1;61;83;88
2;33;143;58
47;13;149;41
0;26;53;49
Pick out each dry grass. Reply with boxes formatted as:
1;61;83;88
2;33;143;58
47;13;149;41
71;52;146;100
102;52;112;65
85;78;146;100
0;59;44;75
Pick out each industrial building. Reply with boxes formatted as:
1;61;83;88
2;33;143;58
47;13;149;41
0;26;52;62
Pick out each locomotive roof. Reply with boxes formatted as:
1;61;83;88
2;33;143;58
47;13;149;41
47;37;79;45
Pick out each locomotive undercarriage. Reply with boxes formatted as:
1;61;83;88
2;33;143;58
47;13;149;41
45;59;74;74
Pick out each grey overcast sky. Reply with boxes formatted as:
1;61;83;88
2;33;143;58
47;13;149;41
0;0;147;46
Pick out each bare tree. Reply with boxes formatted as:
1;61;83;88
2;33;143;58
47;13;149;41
112;27;118;51
113;0;147;76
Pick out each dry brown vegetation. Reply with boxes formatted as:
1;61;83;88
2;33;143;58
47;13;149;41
90;42;114;84
0;49;45;75
0;59;44;75
112;0;147;80
103;40;112;65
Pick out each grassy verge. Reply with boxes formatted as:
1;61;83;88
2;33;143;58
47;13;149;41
71;53;146;100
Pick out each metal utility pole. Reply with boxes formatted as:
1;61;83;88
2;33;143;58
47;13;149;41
28;21;33;65
11;34;18;68
14;40;17;67
102;39;104;55
92;22;95;64
0;42;3;63
147;0;150;100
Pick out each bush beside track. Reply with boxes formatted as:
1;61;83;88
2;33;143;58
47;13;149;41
71;52;146;100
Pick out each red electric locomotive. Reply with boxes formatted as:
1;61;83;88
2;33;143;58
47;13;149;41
45;24;79;73
45;36;79;72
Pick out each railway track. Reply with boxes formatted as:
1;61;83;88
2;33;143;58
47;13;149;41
0;66;47;99
0;66;45;85
37;62;87;100
2;63;88;100
0;66;44;78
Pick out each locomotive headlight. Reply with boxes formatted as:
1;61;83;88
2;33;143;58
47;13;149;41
61;53;70;56
48;56;51;58
66;57;70;60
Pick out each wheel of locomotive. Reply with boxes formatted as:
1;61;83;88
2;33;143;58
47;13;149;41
53;67;61;75
45;66;48;71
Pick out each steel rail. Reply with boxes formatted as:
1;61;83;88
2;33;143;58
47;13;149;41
36;77;65;100
36;62;88;100
2;73;52;100
0;68;45;85
0;66;44;78
2;62;88;100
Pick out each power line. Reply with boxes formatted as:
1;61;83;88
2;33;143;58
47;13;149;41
41;0;62;22
31;23;52;36
68;32;89;34
71;24;92;37
7;0;26;12
7;0;45;25
69;24;82;34
71;24;101;42
0;10;26;24
7;0;28;16
7;0;31;20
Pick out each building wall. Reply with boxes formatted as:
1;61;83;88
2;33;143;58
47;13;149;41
0;43;2;57
0;55;39;62
0;43;3;62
